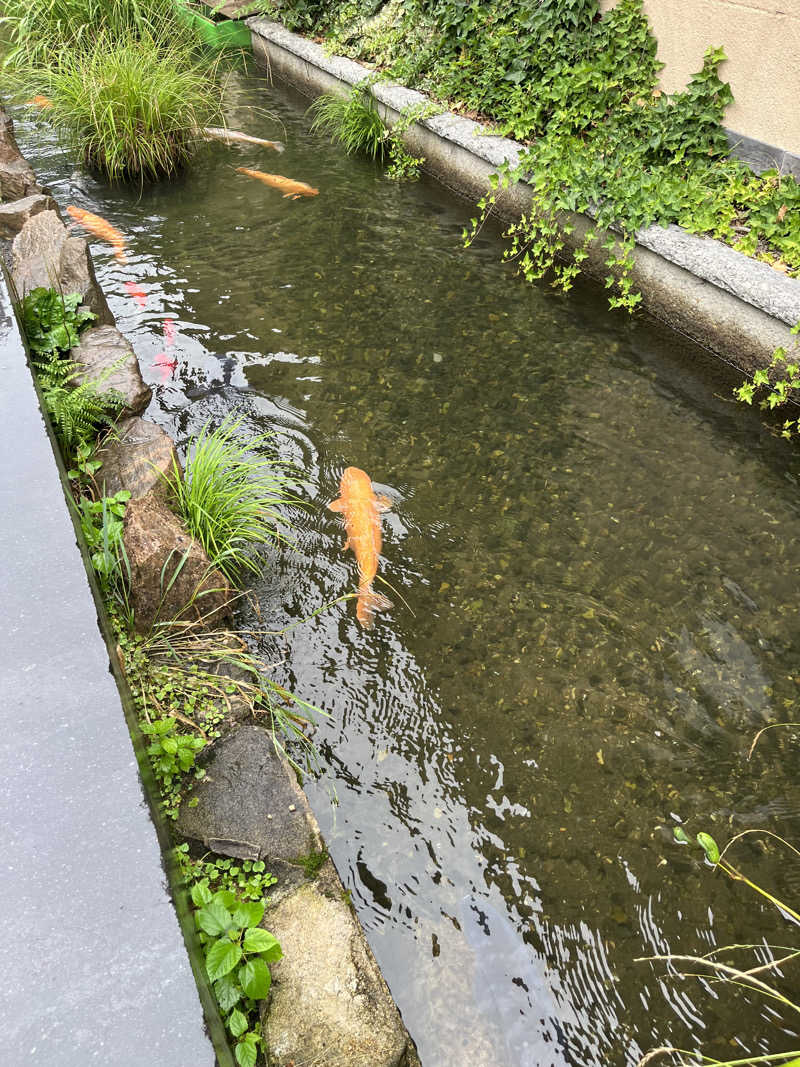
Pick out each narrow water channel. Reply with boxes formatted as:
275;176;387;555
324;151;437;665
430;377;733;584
16;63;800;1067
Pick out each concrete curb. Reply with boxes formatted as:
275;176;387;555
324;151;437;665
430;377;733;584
248;17;800;375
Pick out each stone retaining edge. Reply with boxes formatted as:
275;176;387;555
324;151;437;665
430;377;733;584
248;17;800;375
1;100;420;1067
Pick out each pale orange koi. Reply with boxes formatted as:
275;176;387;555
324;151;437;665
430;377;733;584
152;352;177;381
27;95;53;110
235;167;319;200
163;318;176;348
66;205;127;264
201;127;285;153
329;467;392;629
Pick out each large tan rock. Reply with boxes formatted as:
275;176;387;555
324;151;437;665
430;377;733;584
11;210;113;325
71;326;151;417
263;880;421;1067
123;493;233;633
0;193;57;239
96;416;180;501
0;109;40;201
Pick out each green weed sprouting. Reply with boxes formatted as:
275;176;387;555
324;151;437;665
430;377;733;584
309;83;388;160
165;416;303;585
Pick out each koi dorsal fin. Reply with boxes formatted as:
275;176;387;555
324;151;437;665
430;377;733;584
328;497;345;512
375;494;392;513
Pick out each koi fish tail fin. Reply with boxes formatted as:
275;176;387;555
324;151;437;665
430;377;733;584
273;141;286;154
356;586;393;629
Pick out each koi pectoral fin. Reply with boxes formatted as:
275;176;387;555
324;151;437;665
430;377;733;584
328;497;345;512
375;494;392;513
342;537;351;552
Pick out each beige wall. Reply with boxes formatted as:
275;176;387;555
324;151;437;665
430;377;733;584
599;0;800;157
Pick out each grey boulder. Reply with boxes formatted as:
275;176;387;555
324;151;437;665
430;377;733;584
12;210;113;325
0;193;57;239
96;415;179;500
0;109;40;201
71;326;151;417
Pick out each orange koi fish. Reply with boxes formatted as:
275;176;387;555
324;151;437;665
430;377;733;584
27;95;53;110
202;127;285;153
235;167;319;200
329;467;392;629
124;281;147;308
66;205;127;264
163;318;176;348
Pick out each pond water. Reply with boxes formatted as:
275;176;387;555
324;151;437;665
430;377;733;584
16;63;800;1067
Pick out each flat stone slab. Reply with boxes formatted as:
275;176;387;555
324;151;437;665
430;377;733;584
263;879;421;1067
72;325;152;416
12;209;113;326
0;264;217;1064
0;193;57;238
177;723;317;862
96;415;179;500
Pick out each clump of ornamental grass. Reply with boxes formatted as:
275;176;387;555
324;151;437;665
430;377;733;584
0;0;188;68
308;83;388;159
165;417;302;585
29;30;224;181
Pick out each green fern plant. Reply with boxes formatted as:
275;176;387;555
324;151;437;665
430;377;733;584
37;354;123;452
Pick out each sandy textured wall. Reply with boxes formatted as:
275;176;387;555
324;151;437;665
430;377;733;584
599;0;800;157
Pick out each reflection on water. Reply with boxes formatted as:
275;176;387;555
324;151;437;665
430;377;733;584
16;63;800;1067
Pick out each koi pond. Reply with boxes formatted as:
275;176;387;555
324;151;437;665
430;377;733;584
16;64;800;1067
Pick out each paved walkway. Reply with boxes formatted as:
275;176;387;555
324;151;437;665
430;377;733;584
0;264;219;1065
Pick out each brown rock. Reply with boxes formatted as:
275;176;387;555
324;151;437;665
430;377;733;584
0;193;57;239
71;326;151;417
11;210;113;325
96;416;180;500
123;493;232;633
0;109;40;201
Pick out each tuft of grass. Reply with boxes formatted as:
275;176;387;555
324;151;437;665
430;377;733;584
165;416;301;585
28;30;223;181
308;83;388;159
0;0;188;68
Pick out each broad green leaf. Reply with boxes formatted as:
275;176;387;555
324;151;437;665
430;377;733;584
214;889;238;911
206;940;243;982
197;900;233;937
214;974;241;1012
235;1036;258;1067
228;1008;248;1038
239;957;271;999
233;902;264;930
191;881;213;908
696;832;720;864
244;930;285;964
243;928;281;959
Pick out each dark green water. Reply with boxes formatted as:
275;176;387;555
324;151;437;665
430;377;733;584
17;65;800;1066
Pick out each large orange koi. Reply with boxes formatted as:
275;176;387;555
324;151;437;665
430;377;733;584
329;467;392;629
66;205;127;264
235;167;319;200
27;95;53;110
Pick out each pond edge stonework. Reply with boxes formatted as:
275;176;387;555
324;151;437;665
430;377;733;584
1;103;420;1067
247;16;800;377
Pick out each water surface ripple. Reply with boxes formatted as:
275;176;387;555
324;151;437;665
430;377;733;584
17;67;800;1067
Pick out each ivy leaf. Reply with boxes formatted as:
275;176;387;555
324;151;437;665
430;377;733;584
240;957;272;999
243;928;282;961
206;940;243;982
